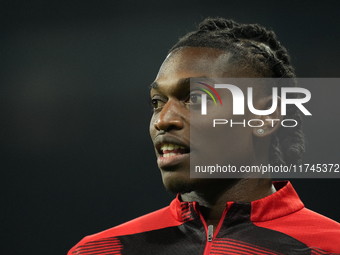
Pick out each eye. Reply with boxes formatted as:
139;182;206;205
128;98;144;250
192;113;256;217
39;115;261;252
150;98;166;109
189;94;202;104
187;90;208;105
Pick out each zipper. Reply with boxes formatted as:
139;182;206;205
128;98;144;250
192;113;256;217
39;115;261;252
198;202;232;255
207;225;213;242
200;213;213;255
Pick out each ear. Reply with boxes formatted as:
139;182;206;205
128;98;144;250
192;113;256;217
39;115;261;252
252;95;282;137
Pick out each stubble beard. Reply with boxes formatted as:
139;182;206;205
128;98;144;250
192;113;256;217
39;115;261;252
164;179;198;195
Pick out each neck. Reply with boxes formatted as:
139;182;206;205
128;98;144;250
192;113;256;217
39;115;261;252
180;178;276;228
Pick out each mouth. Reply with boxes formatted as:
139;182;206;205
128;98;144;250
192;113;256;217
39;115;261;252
154;138;191;168
157;142;190;158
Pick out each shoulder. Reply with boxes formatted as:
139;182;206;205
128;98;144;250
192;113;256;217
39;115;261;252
295;207;340;236
68;204;181;254
286;207;340;253
256;206;340;253
252;181;340;252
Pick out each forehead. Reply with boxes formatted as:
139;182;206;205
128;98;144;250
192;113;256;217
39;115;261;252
156;47;232;81
151;47;263;95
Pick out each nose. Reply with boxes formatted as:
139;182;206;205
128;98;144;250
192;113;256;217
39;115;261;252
153;99;185;132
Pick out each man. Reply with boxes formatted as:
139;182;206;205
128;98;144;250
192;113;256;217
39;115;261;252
68;18;340;254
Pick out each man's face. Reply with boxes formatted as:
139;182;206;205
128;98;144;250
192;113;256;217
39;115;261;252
149;47;260;194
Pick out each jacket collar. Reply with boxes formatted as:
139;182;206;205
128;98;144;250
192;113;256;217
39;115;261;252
170;181;304;223
250;181;304;222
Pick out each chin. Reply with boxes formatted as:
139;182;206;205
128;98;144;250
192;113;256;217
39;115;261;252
161;171;198;195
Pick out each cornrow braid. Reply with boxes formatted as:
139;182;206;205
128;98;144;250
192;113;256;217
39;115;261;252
170;17;306;166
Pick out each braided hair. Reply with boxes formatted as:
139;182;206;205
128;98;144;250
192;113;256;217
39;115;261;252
169;17;306;166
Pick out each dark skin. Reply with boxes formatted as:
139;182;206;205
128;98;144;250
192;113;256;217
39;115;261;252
149;47;281;230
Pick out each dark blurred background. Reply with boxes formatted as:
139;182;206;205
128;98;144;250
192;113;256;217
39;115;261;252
1;1;339;254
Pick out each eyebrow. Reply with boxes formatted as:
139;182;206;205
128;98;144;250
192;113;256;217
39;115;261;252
149;76;214;90
149;81;158;90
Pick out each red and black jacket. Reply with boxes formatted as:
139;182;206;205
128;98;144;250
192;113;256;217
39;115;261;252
69;181;340;254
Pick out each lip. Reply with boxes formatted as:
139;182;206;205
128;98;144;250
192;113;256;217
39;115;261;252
154;136;190;154
153;135;190;169
157;153;190;168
